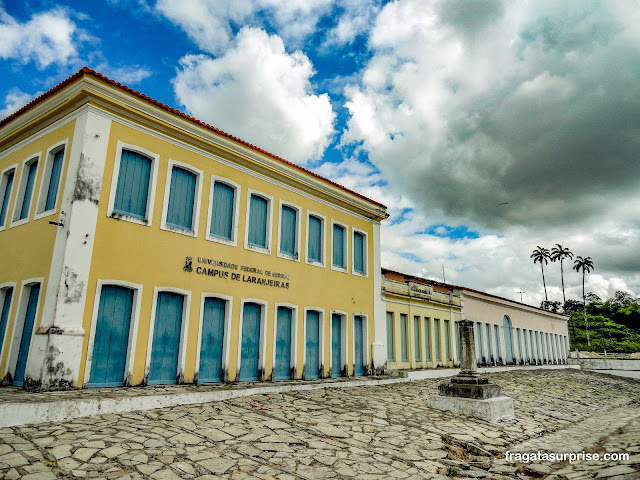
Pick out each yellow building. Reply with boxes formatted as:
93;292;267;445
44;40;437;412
0;68;388;390
382;269;463;370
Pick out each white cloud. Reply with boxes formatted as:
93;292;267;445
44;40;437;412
0;89;35;119
323;0;382;46
260;0;334;45
343;0;640;229
172;27;335;164
94;63;153;84
0;7;81;69
155;0;333;54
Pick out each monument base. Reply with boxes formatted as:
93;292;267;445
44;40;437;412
427;395;515;423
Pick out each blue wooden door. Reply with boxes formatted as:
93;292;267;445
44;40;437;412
240;303;261;381
13;284;39;386
199;297;226;382
89;285;134;387
305;311;320;379
0;288;13;355
148;292;183;385
354;316;364;376
274;307;292;380
331;314;341;377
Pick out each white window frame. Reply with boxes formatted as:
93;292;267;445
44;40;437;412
83;279;143;388
160;159;203;237
329;310;348;377
352;313;369;375
237;298;269;381
302;307;325;379
0;164;17;232
107;141;159;227
34;139;68;220
195;293;233;383
272;303;298;380
305;211;326;268
144;287;191;385
4;278;43;381
330;220;349;273
0;282;17;364
351;227;369;277
244;189;273;256
11;154;41;227
205;176;241;247
277;200;301;262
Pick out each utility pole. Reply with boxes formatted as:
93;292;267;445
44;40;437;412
442;263;446;283
517;291;525;303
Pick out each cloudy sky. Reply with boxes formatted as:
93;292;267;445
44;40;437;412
2;0;639;306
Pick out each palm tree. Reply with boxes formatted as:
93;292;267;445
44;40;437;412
531;246;551;302
550;244;573;309
573;256;594;347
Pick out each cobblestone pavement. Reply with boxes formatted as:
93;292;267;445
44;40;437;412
0;369;638;480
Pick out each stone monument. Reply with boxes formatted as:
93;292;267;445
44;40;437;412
427;319;514;423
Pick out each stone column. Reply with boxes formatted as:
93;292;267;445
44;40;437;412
458;320;478;376
429;317;515;422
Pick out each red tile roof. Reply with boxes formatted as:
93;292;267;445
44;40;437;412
0;67;387;211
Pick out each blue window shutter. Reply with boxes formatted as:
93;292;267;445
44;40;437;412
414;316;420;361
308;215;322;262
0;288;13;355
400;314;408;361
166;166;196;230
0;171;14;226
210;181;235;240
332;224;344;268
434;319;441;361
113;150;152;219
45;149;64;211
353;231;364;274
445;319;451;361
280;205;297;255
424;318;431;361
386;312;394;361
19;161;38;220
248;194;268;248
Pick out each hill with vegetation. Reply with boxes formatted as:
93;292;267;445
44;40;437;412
562;292;640;353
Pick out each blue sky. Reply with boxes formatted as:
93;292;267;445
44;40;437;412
3;0;640;305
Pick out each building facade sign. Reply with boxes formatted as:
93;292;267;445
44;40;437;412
188;256;291;288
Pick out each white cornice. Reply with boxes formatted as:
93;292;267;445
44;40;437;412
0;106;86;160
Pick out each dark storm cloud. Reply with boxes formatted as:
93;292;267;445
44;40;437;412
344;0;640;230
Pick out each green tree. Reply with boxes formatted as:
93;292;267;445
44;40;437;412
531;246;551;302
550;244;573;309
573;256;594;346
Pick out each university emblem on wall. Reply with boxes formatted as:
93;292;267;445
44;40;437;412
183;256;193;272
